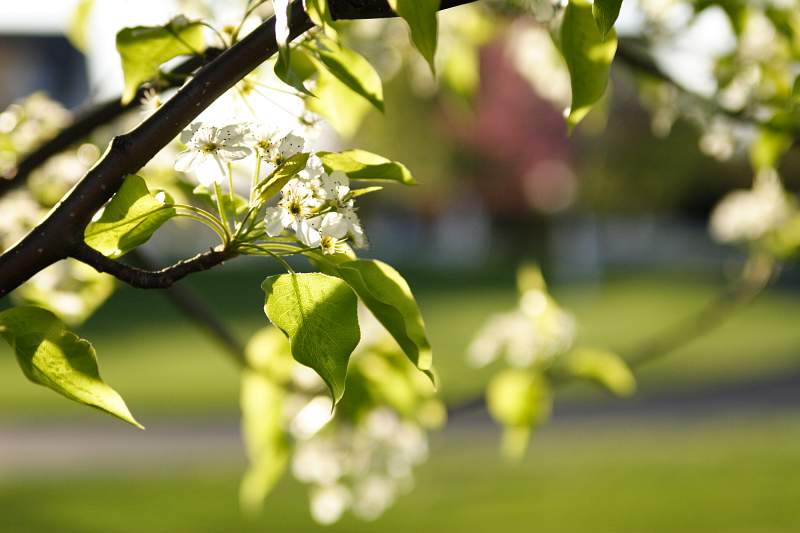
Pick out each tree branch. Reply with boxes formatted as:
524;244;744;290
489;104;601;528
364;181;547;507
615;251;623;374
72;243;236;289
0;0;478;299
615;39;796;135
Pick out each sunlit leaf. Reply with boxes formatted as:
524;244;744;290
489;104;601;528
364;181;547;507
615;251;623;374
304;0;334;29
258;152;311;202
262;273;360;403
562;347;636;397
273;47;318;96
486;369;551;459
0;306;142;428
116;17;205;104
67;0;95;52
318;149;416;184
561;0;617;130
336;259;433;376
240;363;289;514
85;174;175;259
388;0;440;73
273;0;291;70
749;127;792;171
592;0;623;38
306;59;372;138
313;37;384;112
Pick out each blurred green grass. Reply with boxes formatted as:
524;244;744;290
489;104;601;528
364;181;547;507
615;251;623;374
2;413;799;533
1;267;800;421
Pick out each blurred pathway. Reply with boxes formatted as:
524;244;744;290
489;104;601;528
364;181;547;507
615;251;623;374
2;370;800;475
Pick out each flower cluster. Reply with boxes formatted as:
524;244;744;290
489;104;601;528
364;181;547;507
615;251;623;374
0;93;110;325
175;120;367;255
710;168;796;245
242;308;442;525
0;92;70;174
265;157;366;254
293;407;429;524
467;269;576;369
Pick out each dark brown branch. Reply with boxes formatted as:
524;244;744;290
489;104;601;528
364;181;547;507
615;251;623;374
72;243;236;289
0;48;222;196
0;0;478;299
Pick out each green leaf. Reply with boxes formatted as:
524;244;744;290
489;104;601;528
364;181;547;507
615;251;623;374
258;152;311;202
318;149;417;184
67;0;95;52
336;259;433;375
592;0;623;38
116;17;205;104
388;0;440;73
85;174;175;259
262;273;360;403
312;37;385;112
274;46;318;96
750;127;792;171
304;0;334;29
306;57;373;138
486;369;551;459
245;327;295;383
348;186;384;199
561;0;618;130
274;0;291;69
239;368;289;514
0;306;143;428
562;347;636;397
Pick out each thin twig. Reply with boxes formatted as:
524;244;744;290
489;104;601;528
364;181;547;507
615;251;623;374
72;242;237;289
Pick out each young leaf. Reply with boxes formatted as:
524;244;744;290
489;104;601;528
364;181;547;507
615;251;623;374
388;0;440;73
486;369;551;459
561;0;618;130
562;348;635;397
312;37;385;112
116;17;205;104
239;369;289;514
336;259;433;374
262;273;360;403
304;0;334;29
274;47;318;96
258;152;311;202
273;0;293;75
318;149;417;184
0;306;143;428
67;0;95;53
592;0;623;38
749;127;792;171
85;174;175;259
306;56;373;137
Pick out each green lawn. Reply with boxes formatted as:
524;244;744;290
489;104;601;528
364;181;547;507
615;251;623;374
2;268;800;532
2;268;800;421
2;412;799;533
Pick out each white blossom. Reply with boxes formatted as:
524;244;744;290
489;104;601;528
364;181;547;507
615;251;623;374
263;178;323;245
467;288;576;368
710;169;795;244
174;122;251;185
309;484;351;525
